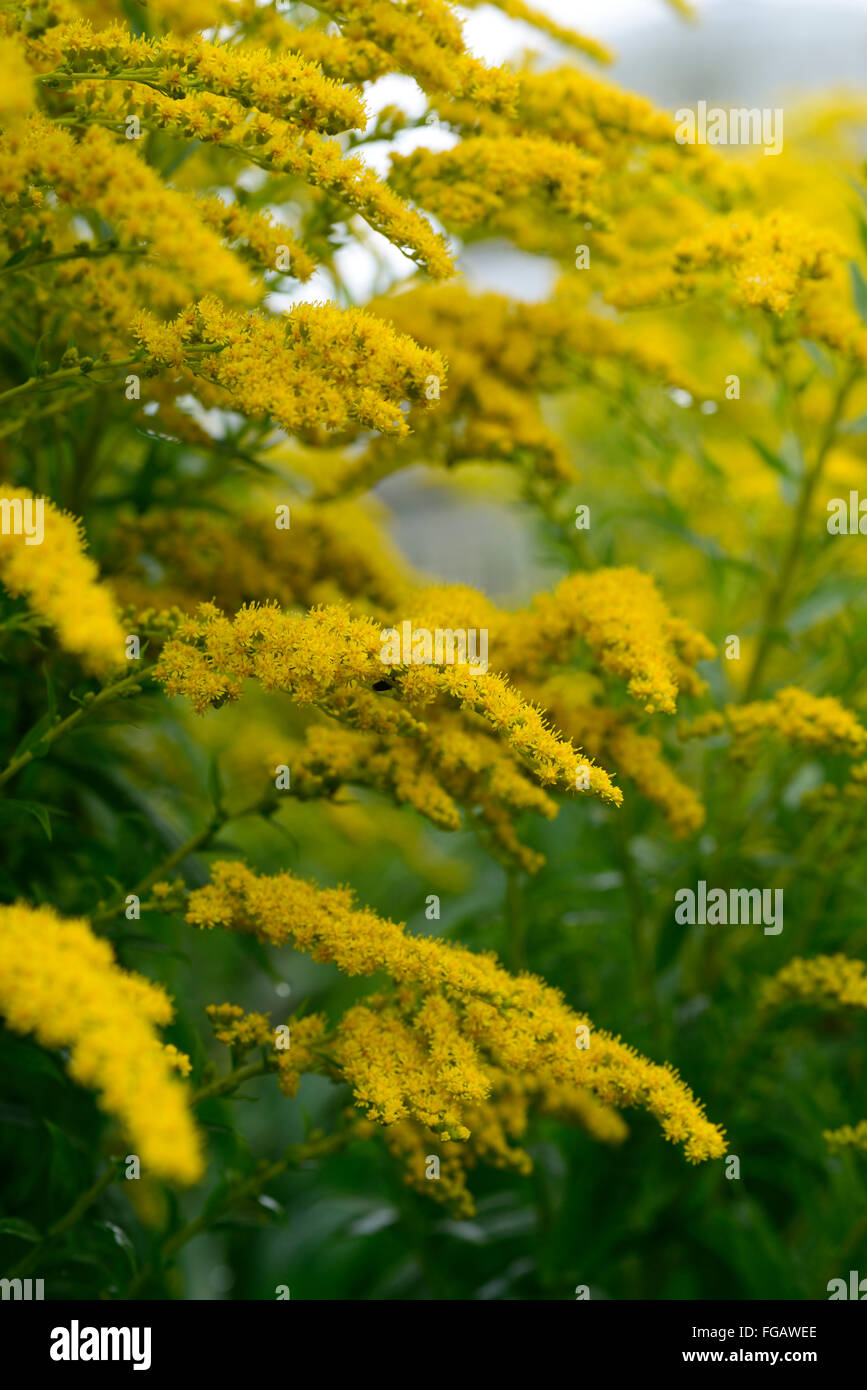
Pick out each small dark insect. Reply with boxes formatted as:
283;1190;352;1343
372;679;393;691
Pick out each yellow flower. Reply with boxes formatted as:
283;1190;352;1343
0;487;125;674
0;35;34;125
186;860;726;1163
0;903;203;1184
761;954;867;1011
727;688;867;761
132;296;445;438
824;1120;867;1154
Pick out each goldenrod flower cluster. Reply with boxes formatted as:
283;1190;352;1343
206;1002;330;1098
608;211;845;325
0;486;125;674
132;296;444;439
682;688;867;765
761;955;867;1012
824;1121;867;1155
4;0;861;1256
186;861;727;1166
761;955;867;1160
370;1067;627;1218
153;598;623;823
0;903;202;1183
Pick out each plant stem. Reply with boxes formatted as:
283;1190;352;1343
743;372;857;700
0;671;148;792
91;790;279;925
191;1058;275;1106
123;1128;354;1299
0;247;144;279
0;356;143;411
7;1160;121;1279
505;870;527;971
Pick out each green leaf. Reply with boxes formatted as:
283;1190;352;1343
850;261;867;323
0;798;64;841
799;339;836;376
207;752;224;812
838;411;867;435
7;710;55;764
749;436;794;479
0;1218;40;1243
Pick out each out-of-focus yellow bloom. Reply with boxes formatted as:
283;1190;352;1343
761;954;867;1011
681;690;867;764
0;903;203;1183
0;35;34;124
0;487;125;674
824;1120;867;1154
163;1043;193;1077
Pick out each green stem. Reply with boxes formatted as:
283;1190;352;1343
123;1128;354;1299
0;356;143;412
91;790;279;925
191;1058;275;1106
7;1160;121;1279
743;372;857;700
0;246;145;279
505;870;527;971
0;671;148;792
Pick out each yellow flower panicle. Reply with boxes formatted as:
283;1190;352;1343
390;137;603;234
1;115;257;303
186;860;726;1164
369;1067;626;1217
608;212;841;318
309;0;518;109
762;955;867;1159
206;1001;329;1097
154;598;622;807
206;1001;273;1049
111;499;415;618
681;689;867;764
352;284;703;490
35;22;367;133
500;568;715;714
726;687;867;761
761;954;867;1011
824;1120;867;1155
0;903;203;1183
196;196;316;282
163;1043;193;1077
0;486;125;674
132;296;445;438
537;677;705;837
67;84;454;278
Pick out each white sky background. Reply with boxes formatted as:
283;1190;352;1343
461;0;867;58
